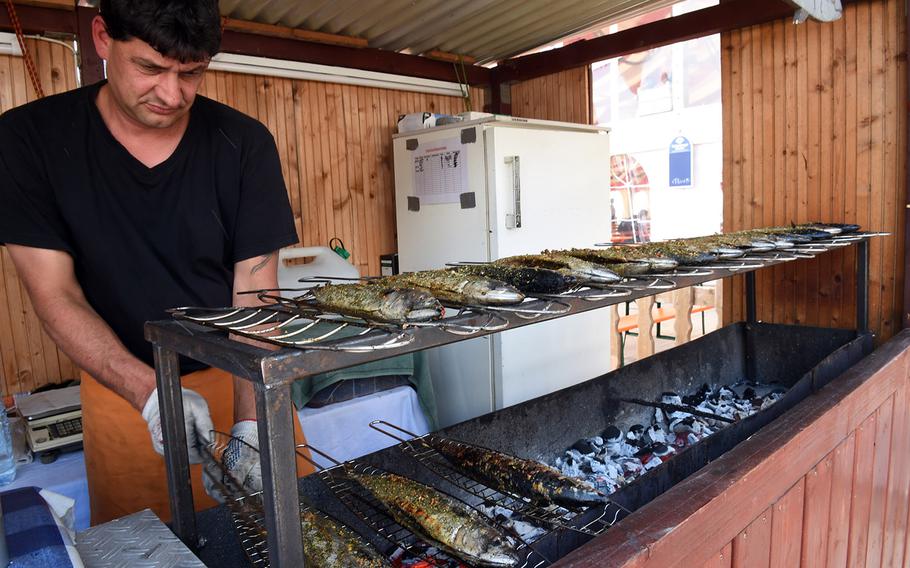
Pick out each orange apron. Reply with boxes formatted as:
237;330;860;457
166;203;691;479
81;368;314;525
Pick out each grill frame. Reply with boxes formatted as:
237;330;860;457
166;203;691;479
146;238;874;566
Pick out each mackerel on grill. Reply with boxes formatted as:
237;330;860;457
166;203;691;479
424;435;608;508
310;283;444;324
451;264;577;294
494;253;622;283
346;468;520;567
554;248;677;275
376;270;525;306
301;508;391;567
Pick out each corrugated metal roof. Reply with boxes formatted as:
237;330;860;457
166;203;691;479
219;0;677;65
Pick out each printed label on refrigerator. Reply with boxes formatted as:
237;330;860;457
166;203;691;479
412;136;468;204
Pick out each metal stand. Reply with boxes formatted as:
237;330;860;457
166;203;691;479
144;237;876;568
857;239;869;333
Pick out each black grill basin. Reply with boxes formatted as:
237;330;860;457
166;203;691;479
196;322;871;566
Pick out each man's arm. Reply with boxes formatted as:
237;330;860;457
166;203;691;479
230;250;282;422
6;244;155;410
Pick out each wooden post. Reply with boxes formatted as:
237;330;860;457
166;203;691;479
610;304;622;370
637;296;656;361
674;286;694;345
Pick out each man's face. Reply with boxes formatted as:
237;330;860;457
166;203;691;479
92;15;208;129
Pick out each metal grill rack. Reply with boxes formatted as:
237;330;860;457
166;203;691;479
308;454;550;568
145;233;880;567
369;421;627;538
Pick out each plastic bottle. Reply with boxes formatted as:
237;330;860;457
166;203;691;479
0;401;16;486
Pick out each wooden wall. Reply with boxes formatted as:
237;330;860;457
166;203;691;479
721;0;906;343
0;39;79;396
509;66;592;123
197;71;484;278
557;328;910;568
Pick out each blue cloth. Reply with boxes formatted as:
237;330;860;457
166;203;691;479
2;486;74;568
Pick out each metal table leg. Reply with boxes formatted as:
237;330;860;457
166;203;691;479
254;383;305;567
153;345;198;547
856;239;869;333
745;271;756;323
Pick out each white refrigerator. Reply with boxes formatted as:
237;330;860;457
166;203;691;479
393;115;613;428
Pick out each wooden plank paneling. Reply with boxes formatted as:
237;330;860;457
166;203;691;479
827;433;858;567
721;0;905;343
731;506;772;568
0;39;78;397
510;66;591;124
800;454;833;566
702;543;733;568
847;412;878;567
769;479;805;568
196;72;485;278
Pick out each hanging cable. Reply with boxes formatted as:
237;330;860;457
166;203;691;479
5;0;45;98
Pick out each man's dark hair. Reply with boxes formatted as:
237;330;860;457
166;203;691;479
99;0;221;62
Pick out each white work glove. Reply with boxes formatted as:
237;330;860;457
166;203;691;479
203;420;262;503
141;387;214;464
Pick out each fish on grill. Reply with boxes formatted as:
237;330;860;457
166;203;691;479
376;270;525;306
301;508;391;567
424;435;608;509
555;248;677;275
451;264;577;294
624;242;717;266
310;283;444;324
346;468;520;567
494;253;622;283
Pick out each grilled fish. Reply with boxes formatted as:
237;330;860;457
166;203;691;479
311;283;443;323
425;436;607;508
555;248;678;275
495;253;622;283
624;242;716;266
347;468;519;567
301;508;391;567
451;264;577;294
377;270;525;306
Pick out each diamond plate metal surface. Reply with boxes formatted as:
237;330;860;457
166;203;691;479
76;509;206;568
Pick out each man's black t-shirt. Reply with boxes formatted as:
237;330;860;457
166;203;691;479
0;81;299;371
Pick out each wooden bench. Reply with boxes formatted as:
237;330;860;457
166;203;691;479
610;286;719;368
616;304;713;335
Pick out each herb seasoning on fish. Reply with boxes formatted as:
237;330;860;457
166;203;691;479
451;264;576;294
347;468;520;567
300;508;391;567
495;253;621;284
425;436;607;508
377;270;525;306
311;283;444;323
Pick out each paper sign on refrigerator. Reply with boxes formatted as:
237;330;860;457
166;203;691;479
412;136;468;204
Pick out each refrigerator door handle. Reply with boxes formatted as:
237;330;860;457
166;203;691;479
504;155;522;229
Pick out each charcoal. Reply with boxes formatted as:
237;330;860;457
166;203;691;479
572;438;598;454
601;425;622;442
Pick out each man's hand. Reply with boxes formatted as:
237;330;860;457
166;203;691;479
141;387;214;464
203;421;262;503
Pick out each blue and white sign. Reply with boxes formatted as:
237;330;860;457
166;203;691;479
669;136;693;188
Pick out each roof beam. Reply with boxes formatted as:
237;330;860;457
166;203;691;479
0;3;74;35
495;0;796;83
220;29;491;85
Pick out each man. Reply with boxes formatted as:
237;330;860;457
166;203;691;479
0;0;310;524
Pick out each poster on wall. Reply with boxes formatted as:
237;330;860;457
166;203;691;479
412;137;468;204
669;136;693;188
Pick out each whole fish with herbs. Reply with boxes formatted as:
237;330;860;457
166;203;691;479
494;253;622;283
425;436;607;509
310;283;443;323
376;270;524;306
554;248;674;276
450;264;576;294
301;508;391;567
347;468;520;567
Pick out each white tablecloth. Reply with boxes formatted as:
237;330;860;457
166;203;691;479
5;450;90;531
297;385;431;468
